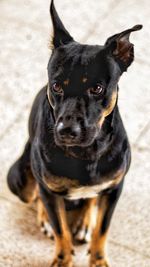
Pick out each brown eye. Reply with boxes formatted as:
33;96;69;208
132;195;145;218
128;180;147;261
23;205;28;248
89;83;105;96
52;82;63;94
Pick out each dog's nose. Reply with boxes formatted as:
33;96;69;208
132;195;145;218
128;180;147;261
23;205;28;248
56;121;81;141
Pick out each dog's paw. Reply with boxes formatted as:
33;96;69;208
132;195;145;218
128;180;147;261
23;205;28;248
72;199;97;243
40;221;54;239
89;255;109;267
37;198;54;239
90;263;109;267
72;217;92;243
50;255;73;267
72;209;95;243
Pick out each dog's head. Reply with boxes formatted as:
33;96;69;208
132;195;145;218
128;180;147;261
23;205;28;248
47;0;142;147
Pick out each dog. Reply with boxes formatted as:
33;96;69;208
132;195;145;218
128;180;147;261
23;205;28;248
7;1;142;266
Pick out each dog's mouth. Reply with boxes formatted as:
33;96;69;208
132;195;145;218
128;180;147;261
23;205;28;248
54;125;98;148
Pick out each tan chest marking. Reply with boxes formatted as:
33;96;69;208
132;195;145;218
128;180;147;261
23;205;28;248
44;169;124;199
66;170;124;200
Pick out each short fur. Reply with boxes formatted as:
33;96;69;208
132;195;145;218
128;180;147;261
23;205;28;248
7;1;142;266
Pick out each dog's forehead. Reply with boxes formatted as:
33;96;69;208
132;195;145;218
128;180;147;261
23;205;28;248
49;42;111;80
57;42;104;62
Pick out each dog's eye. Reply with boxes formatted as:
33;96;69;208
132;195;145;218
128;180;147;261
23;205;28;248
89;84;105;96
52;82;63;94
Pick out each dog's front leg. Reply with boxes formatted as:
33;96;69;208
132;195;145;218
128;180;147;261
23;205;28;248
39;185;74;267
89;180;124;267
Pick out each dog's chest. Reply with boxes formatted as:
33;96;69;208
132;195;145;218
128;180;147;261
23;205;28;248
44;147;94;185
66;181;116;200
43;147;123;199
44;171;122;200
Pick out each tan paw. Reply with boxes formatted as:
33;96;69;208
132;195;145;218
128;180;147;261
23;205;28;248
40;221;54;239
72;202;97;243
37;198;54;239
90;255;109;267
50;253;74;267
72;217;92;243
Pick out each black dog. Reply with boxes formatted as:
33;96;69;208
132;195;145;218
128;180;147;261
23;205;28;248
7;1;142;266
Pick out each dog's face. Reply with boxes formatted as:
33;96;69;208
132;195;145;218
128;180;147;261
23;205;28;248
48;43;120;147
47;1;142;147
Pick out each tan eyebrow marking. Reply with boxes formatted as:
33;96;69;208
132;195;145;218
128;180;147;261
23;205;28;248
63;79;69;86
82;77;88;83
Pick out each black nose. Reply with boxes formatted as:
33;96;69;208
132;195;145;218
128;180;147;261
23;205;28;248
56;122;81;141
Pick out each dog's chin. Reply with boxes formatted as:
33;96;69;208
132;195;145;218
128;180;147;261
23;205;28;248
54;138;77;147
54;135;97;148
55;140;93;148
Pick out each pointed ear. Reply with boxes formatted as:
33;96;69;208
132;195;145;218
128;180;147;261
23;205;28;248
50;0;74;48
105;25;143;71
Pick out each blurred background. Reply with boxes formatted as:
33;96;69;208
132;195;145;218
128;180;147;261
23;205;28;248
0;0;150;266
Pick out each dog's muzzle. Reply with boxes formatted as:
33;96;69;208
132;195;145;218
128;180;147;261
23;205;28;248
55;117;82;146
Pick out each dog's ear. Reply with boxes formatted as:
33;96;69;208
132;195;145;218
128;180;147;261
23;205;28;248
50;0;74;48
105;25;143;71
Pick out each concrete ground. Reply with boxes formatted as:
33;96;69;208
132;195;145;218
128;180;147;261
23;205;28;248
0;0;150;266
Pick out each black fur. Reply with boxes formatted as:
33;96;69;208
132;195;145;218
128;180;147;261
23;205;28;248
7;1;142;266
